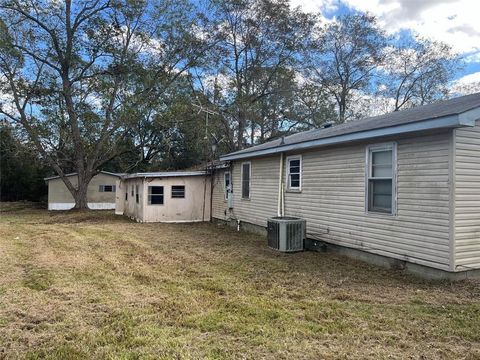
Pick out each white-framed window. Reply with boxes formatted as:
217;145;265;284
171;185;185;198
366;143;397;215
241;162;251;199
99;185;116;192
135;185;139;204
224;171;231;200
286;155;302;191
148;186;164;205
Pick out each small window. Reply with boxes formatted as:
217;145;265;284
135;185;139;204
131;185;134;197
99;185;115;192
148;186;164;205
224;171;231;200
286;156;301;190
171;185;185;198
367;143;396;214
125;191;128;201
241;162;251;199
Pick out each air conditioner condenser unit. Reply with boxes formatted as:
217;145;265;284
267;217;306;252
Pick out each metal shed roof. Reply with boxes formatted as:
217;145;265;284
122;171;208;179
44;170;123;181
220;92;480;161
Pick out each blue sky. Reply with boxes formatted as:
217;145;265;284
290;0;480;88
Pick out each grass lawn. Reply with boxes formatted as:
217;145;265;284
0;203;479;359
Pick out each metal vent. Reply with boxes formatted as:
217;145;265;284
267;217;306;252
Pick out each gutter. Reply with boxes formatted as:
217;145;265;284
220;112;479;161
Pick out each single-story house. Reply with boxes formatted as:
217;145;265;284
115;171;211;223
45;171;121;210
213;92;480;279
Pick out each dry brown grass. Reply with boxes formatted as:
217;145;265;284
0;203;479;359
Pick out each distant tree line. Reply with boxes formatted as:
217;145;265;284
0;0;472;207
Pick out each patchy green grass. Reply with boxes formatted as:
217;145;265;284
0;203;479;359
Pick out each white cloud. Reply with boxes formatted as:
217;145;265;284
453;71;480;85
290;0;480;54
450;71;480;94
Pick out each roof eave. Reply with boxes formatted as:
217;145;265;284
220;114;477;161
44;170;122;181
121;171;207;180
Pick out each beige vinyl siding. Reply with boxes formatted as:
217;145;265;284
217;131;452;271
230;157;280;226
454;120;480;270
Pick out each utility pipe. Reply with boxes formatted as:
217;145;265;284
277;152;284;217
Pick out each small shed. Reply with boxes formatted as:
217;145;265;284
45;171;121;210
115;171;211;223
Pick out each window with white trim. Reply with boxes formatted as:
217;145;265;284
241;162;251;199
224;171;231;200
171;185;185;198
148;186;164;205
366;143;396;214
286;155;302;190
99;185;116;192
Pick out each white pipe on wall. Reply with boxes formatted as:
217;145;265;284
277;152;284;217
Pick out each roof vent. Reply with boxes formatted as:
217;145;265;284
322;122;334;129
280;136;285;145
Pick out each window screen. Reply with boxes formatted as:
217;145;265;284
367;145;395;214
171;185;185;198
148;186;164;205
241;163;250;199
287;157;301;190
99;185;115;192
224;172;231;200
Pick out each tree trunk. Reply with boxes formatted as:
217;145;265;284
72;173;92;210
237;110;246;149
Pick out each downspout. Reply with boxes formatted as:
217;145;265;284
277;152;284;217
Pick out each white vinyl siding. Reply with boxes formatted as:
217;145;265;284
214;132;452;271
454;121;480;271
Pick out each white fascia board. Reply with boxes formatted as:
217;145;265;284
220;115;465;161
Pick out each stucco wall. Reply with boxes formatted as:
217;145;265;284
119;175;211;222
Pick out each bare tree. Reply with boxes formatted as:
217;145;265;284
307;14;387;123
383;36;461;111
202;0;314;149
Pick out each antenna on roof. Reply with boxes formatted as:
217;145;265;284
192;98;219;140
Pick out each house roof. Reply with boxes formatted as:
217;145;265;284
44;170;123;181
122;171;208;179
220;92;480;161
